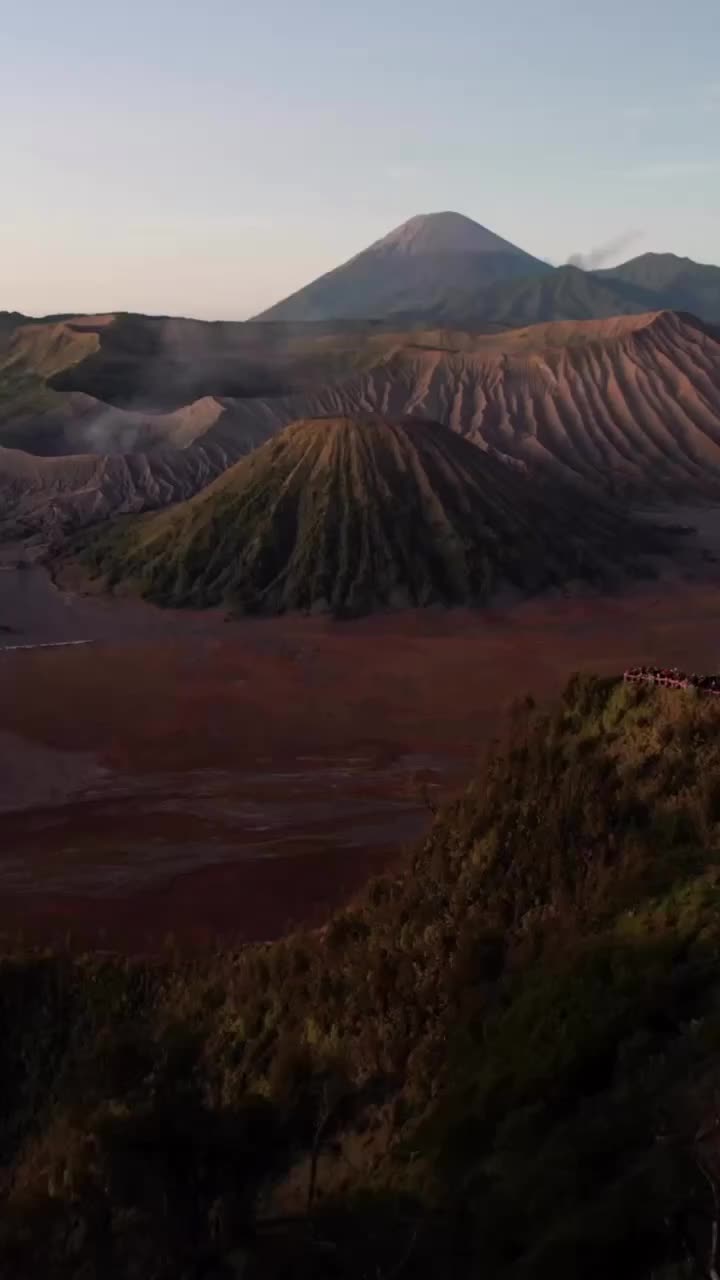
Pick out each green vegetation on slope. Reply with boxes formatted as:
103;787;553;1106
0;367;58;429
4;677;720;1276
0;319;99;447
75;414;668;616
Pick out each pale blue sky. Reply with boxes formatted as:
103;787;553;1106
1;0;718;318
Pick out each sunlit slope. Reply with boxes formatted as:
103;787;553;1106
5;309;720;540
304;311;720;498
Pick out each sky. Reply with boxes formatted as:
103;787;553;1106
1;0;718;319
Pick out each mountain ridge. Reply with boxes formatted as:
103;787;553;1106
254;218;720;327
3;308;720;542
409;262;663;328
597;251;720;321
274;309;720;500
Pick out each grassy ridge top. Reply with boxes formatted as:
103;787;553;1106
4;676;720;1275
76;414;668;615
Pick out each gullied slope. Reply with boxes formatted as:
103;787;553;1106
0;442;236;543
79;414;667;614
98;309;719;505
255;211;550;322
5;678;720;1277
291;311;720;499
0;314;306;536
0;392;280;460
0;391;278;541
6;308;720;539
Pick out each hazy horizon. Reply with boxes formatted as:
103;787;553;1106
3;0;719;320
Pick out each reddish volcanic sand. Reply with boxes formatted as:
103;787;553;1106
4;576;720;952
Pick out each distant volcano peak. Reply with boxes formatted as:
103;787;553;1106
255;211;548;322
369;211;531;258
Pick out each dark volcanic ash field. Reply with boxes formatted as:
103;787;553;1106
4;549;720;951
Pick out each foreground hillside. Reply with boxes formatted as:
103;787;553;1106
4;675;720;1277
75;414;669;615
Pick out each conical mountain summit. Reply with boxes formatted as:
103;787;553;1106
255;212;550;322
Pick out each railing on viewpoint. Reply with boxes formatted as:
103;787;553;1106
623;667;720;696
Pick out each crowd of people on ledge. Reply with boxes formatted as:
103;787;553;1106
624;666;720;694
